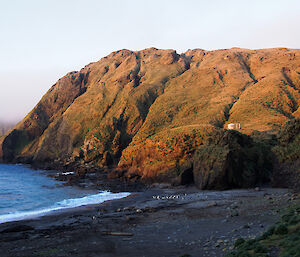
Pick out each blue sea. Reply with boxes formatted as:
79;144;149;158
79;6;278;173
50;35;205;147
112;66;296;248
0;164;130;224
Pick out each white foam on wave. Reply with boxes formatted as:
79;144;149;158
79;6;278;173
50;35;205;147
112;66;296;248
0;191;130;224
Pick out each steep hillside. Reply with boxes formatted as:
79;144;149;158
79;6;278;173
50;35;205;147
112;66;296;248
1;47;299;183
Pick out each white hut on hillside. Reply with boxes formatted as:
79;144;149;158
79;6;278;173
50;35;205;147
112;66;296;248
228;123;241;130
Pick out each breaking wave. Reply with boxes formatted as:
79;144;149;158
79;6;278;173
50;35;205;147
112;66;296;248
0;191;130;224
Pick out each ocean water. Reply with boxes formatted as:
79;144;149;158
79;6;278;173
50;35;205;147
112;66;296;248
0;164;130;224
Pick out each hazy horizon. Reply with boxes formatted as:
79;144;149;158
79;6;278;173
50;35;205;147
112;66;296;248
1;0;299;122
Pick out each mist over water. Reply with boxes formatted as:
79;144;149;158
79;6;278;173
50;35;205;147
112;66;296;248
0;164;130;224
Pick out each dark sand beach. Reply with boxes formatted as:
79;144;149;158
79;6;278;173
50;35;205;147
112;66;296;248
0;185;296;257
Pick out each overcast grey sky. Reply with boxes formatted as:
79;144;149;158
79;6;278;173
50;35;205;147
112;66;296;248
0;0;299;122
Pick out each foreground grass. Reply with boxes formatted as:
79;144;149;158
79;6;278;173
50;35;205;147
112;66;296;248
226;199;300;257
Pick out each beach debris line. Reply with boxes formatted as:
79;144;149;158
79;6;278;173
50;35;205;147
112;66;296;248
101;231;134;236
152;194;187;200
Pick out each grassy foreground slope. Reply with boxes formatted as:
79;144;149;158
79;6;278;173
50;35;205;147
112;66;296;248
0;48;299;183
226;200;300;257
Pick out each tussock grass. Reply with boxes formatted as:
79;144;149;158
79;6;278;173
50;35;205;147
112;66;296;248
226;201;300;257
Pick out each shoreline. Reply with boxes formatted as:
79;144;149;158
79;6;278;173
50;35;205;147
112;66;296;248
0;186;298;257
0;191;132;225
0;163;136;225
0;160;147;193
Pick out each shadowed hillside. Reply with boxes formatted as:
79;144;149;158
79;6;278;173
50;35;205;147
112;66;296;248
0;47;299;185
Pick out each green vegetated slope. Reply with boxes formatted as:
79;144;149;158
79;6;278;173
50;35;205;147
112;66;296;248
227;200;300;257
0;47;299;185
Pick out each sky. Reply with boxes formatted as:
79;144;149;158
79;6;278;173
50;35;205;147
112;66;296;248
0;0;299;123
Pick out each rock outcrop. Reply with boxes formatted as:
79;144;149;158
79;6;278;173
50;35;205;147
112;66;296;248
0;47;299;187
193;130;272;189
272;118;300;190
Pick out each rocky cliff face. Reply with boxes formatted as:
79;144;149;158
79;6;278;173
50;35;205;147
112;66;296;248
1;47;299;185
192;129;273;189
272;118;300;190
